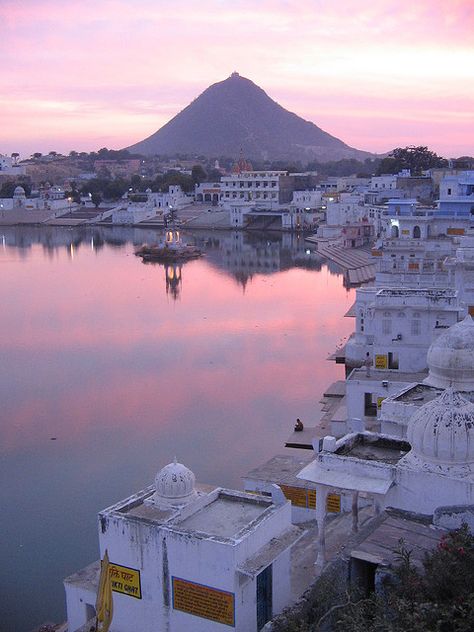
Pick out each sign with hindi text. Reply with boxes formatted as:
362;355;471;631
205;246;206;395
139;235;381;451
172;577;235;627
109;563;141;599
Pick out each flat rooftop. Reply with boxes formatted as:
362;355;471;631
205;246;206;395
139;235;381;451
348;368;428;383
114;482;214;524
336;434;410;465
244;453;315;488
177;492;269;538
392;382;474;407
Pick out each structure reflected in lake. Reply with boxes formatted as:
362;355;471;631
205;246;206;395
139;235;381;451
0;225;344;292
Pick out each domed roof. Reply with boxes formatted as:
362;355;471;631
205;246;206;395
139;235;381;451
424;315;474;391
154;458;197;507
13;186;25;196
403;389;474;474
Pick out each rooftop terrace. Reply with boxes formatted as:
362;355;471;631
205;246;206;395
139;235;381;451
335;433;410;465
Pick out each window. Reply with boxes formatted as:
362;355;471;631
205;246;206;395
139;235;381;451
411;320;421;335
382;319;392;335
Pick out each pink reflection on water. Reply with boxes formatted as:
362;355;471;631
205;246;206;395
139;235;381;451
0;240;354;456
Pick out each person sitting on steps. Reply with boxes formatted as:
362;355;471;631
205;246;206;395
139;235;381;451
294;418;304;432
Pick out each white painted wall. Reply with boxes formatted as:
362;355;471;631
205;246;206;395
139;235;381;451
66;487;296;632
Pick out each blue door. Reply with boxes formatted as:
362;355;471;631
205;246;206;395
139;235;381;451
256;565;272;630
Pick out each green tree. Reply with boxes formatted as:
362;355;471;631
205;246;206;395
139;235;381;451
0;181;31;197
91;192;102;208
207;168;222;182
130;174;142;190
272;525;474;632
336;526;474;632
191;164;207;184
377;145;448;176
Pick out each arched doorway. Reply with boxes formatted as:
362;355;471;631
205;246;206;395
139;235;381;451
413;225;421;239
391;225;399;238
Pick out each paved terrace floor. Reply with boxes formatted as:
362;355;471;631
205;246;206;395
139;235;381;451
290;506;374;600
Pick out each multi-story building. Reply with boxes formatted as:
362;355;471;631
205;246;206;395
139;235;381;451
220;171;290;207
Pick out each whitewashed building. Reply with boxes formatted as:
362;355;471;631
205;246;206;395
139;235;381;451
0;153;26;177
220;171;290;209
111;186;190;225
438;171;474;216
379;314;474;437
345;287;463;372
64;460;301;632
298;386;474;566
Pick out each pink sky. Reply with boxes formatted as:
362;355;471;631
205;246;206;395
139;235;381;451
1;0;473;158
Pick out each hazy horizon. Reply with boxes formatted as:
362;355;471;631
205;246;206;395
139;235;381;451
2;0;473;158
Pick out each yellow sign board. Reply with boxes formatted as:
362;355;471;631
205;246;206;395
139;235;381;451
377;396;386;409
447;227;465;235
375;354;388;369
172;577;235;627
280;485;340;513
280;485;308;508
327;494;341;513
109;563;141;599
401;229;410;235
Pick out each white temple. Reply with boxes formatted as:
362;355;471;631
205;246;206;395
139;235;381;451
298;316;474;566
64;459;302;632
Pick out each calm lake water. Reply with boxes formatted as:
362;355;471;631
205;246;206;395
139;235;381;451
0;226;355;631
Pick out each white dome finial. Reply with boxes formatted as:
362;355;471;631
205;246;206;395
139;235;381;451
153;459;197;508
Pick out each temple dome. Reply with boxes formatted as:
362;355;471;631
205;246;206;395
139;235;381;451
13;186;25;196
154;458;197;507
424;315;474;391
403;389;474;473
